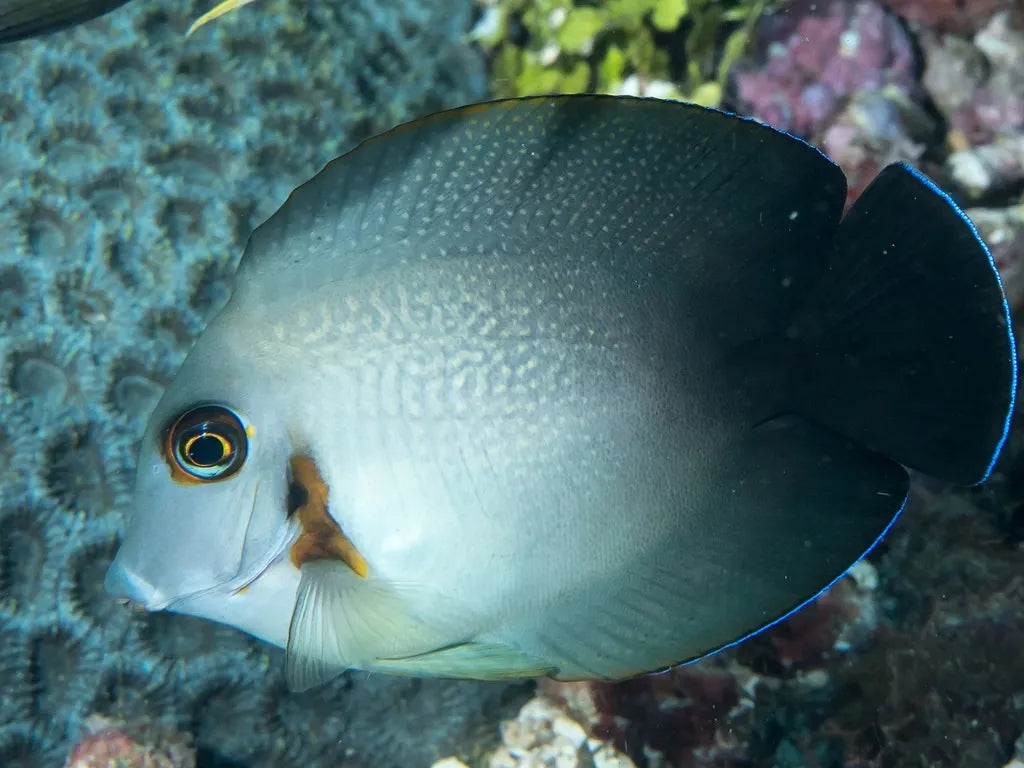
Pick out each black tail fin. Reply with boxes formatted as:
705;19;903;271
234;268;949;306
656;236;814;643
789;163;1016;485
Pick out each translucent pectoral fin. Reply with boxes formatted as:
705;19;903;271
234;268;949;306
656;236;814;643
374;641;557;680
284;560;459;691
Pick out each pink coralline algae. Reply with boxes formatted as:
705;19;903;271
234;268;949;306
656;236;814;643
732;0;935;204
733;0;920;139
733;0;1024;310
64;715;195;768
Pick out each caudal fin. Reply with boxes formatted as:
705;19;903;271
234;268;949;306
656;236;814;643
789;163;1016;485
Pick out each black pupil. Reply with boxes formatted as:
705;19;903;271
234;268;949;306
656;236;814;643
187;430;228;467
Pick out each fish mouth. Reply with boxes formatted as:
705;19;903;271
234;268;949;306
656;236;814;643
104;562;173;611
108;478;269;612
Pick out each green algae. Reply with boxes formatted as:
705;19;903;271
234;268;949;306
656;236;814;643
472;0;783;106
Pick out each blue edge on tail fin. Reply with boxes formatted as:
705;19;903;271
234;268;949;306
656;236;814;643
897;161;1017;484
665;111;1019;673
669;494;908;673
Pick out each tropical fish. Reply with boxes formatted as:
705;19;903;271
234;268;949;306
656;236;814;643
186;0;258;37
0;0;129;43
0;0;255;43
104;95;1017;691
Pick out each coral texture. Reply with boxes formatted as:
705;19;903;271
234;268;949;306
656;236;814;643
433;696;637;768
64;715;196;768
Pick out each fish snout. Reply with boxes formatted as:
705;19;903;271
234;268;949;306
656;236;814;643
103;559;170;611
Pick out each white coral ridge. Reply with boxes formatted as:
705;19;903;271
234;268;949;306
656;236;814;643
432;697;636;768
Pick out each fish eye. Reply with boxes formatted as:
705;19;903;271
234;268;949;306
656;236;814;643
166;405;248;481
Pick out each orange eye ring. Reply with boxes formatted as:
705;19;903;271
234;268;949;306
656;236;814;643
164;405;248;482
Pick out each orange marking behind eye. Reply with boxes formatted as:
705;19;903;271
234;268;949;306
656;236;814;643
288;455;369;578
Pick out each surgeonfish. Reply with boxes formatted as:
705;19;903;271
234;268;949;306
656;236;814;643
185;0;258;37
0;0;129;43
104;96;1017;691
0;0;252;43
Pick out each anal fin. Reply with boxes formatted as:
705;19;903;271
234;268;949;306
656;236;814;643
515;414;909;681
374;641;556;680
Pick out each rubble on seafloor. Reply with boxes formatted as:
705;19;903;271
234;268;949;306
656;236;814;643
732;0;1024;310
921;10;1024;308
63;715;195;768
883;0;1021;34
432;697;637;768
732;0;934;203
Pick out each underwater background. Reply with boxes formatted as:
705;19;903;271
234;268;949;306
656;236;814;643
0;0;1021;765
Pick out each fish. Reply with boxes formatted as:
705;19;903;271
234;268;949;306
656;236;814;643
104;95;1017;691
186;0;258;37
0;0;255;44
0;0;129;43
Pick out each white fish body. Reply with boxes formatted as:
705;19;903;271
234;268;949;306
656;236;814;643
105;96;1016;690
170;239;733;683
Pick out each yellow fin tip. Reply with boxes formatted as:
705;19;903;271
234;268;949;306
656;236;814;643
186;0;260;38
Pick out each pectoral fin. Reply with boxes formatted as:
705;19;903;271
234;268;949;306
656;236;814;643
285;561;459;691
